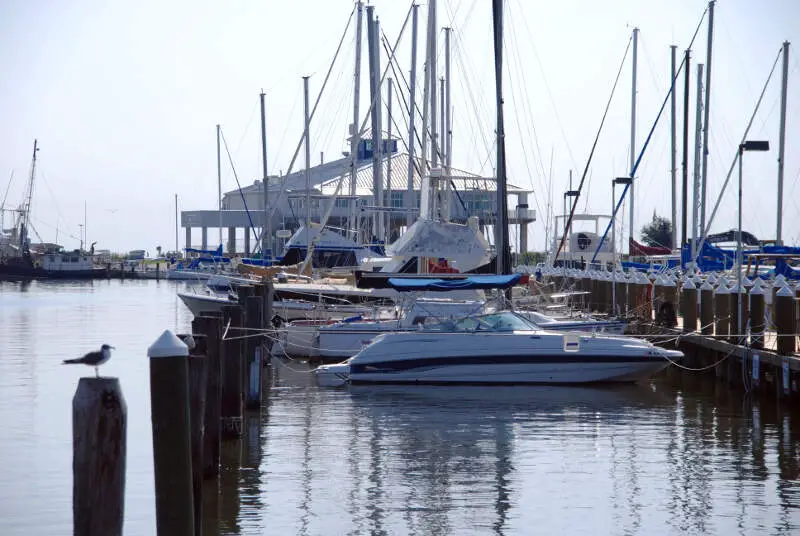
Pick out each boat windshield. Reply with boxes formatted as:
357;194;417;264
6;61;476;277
426;312;537;332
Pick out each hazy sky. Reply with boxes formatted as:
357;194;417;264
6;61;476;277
2;0;799;253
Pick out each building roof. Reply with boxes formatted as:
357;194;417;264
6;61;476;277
225;151;531;200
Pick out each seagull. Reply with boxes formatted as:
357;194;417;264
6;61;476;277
63;344;114;377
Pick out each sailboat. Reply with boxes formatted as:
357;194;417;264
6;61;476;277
313;0;682;387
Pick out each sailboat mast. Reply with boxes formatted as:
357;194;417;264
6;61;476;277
700;0;715;234
628;28;638;246
406;3;419;227
670;45;677;249
303;76;312;231
492;0;510;276
777;41;789;244
216;124;222;248
430;0;438;169
350;1;364;239
260;91;270;259
20;139;38;253
691;63;704;263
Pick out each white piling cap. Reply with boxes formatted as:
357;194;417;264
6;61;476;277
682;279;696;290
700;280;714;291
777;285;794;297
750;284;765;295
148;329;189;358
715;284;730;294
775;274;786;284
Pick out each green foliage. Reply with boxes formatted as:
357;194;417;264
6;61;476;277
640;213;673;248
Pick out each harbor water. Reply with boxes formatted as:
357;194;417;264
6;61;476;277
0;279;799;535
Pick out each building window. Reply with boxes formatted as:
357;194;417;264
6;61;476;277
335;198;349;208
391;191;404;208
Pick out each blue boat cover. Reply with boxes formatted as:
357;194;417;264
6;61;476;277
387;273;522;291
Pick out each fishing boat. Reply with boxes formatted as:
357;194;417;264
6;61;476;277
0;141;107;280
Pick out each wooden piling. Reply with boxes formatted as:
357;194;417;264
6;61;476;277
750;285;766;350
221;305;243;439
187;353;207;536
626;277;636;319
714;285;730;340
148;330;194;536
775;285;796;356
72;378;127;536
681;280;697;333
195;315;222;478
729;284;744;345
244;295;263;409
614;276;627;317
699;281;714;335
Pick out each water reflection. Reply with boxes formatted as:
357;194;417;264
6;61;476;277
1;280;799;535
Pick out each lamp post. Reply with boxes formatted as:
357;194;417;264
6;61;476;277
737;140;769;344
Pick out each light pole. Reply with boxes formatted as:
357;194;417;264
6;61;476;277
737;140;769;345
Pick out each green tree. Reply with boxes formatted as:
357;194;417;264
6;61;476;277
640;213;673;248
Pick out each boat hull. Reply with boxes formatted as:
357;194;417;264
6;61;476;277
0;263;107;280
317;331;680;386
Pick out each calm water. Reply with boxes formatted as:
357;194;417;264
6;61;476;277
0;280;799;535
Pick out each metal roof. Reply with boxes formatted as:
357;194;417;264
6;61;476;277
226;152;531;199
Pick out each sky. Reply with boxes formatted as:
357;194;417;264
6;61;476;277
1;0;799;254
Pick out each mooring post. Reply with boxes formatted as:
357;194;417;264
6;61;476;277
221;305;244;439
699;280;714;335
729;283;743;345
187;349;207;536
72;378;127;536
681;279;697;333
245;295;263;409
775;285;796;356
750;285;766;350
148;330;194;536
714;284;730;340
196;314;222;478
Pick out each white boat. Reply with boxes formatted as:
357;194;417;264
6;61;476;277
279;298;487;360
177;289;385;323
315;310;681;387
516;310;627;335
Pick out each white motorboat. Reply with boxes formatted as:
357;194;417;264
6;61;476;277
517;310;627;335
278;298;487;360
315;310;681;387
177;289;386;323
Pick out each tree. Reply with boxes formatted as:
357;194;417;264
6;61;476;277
640;213;673;248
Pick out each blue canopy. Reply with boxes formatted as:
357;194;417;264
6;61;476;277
387;273;522;292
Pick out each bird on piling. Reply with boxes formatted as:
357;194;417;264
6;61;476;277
62;344;115;377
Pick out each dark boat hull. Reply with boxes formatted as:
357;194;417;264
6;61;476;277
0;263;108;280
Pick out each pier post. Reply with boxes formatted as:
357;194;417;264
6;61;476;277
625;275;636;318
195;314;222;478
597;273;608;314
147;330;194;536
72;378;127;536
699;280;714;335
729;283;743;345
581;273;591;310
187;349;207;536
750;285;765;349
221;305;244;439
714;285;730;340
775;285;796;356
681;279;697;333
244;295;263;409
614;273;627;317
771;275;786;329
